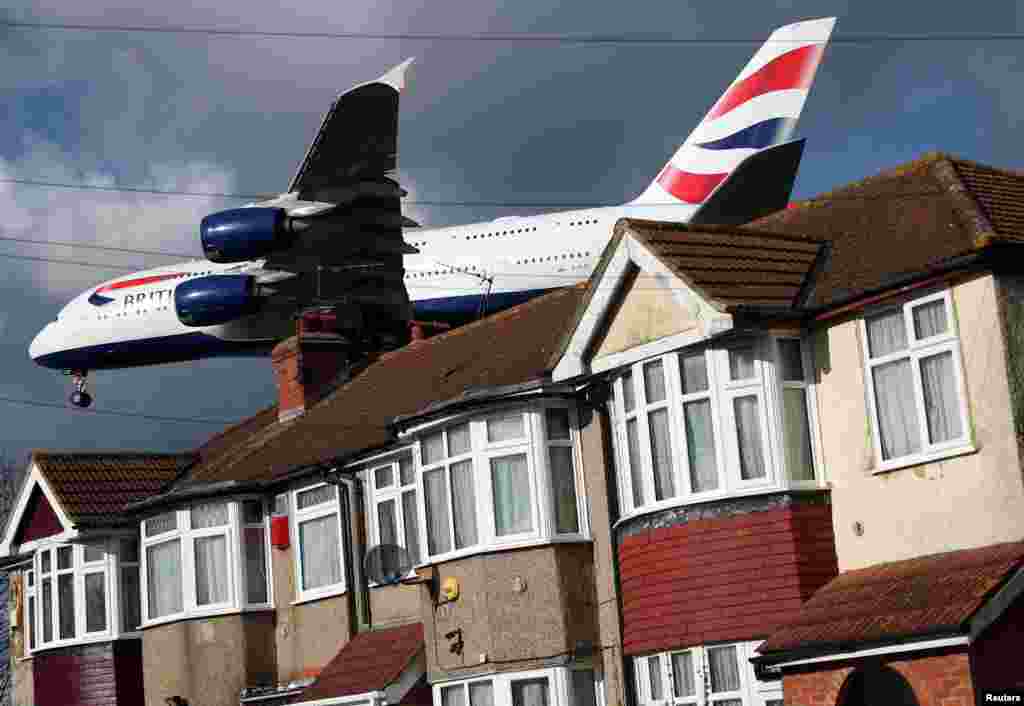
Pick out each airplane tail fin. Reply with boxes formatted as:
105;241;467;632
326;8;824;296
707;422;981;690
630;17;834;207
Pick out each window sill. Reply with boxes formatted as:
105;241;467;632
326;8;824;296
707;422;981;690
141;604;272;630
29;630;126;654
871;444;977;475
291;584;347;607
414;534;592;570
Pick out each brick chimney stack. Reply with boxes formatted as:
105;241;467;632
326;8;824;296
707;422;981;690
272;327;353;423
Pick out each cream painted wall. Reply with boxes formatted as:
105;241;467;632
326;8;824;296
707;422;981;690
815;274;1024;571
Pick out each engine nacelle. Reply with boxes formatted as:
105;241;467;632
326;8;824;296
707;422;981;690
200;207;295;263
174;275;262;327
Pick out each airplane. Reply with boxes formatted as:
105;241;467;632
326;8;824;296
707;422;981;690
29;17;836;408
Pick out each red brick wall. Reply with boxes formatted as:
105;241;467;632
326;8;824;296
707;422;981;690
34;640;144;706
619;500;836;655
782;650;974;706
14;486;64;544
971;591;1024;690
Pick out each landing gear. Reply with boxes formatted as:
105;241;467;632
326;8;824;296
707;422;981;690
64;370;93;408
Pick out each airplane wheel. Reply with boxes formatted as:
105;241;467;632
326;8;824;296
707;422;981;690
70;391;93;408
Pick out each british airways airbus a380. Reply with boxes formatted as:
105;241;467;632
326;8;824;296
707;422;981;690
29;18;835;407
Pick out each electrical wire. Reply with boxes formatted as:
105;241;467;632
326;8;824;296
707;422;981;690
0;234;196;259
0;393;240;424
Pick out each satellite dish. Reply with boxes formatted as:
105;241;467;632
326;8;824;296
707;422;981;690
364;543;413;585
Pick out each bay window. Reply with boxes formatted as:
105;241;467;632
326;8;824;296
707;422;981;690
141;498;273;624
293;484;344;600
636;642;780;706
862;289;971;470
413;403;587;564
436;667;600;706
29;539;140;651
613;337;819;517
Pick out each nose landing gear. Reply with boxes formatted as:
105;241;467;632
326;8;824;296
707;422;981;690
64;370;93;408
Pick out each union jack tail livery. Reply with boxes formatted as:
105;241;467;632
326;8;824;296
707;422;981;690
632;17;836;206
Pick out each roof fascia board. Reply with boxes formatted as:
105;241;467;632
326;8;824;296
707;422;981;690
291;690;387;706
0;462;77;557
969;565;1024;641
759;635;969;672
384;650;426;704
395;385;573;438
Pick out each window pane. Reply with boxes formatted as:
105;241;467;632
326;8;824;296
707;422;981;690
622;371;636;412
41;551;51;574
244;526;268;604
685;399;719;492
729;345;756;380
679;352;709;394
448;424;472;456
572;670;597;706
626;418;644;508
41;578;52;642
708;645;741;692
671;652;695;697
191;502;228;529
921;351;962;443
243;500;264;525
779;339;805;381
145;511;177;537
423;469;452;556
734;395;766;479
784;389;815;481
401;490;421;561
299;515;342;591
873;358;922;460
274;493;289;516
85;572;106;632
644;359;667;403
121;566;141;632
57;546;72;570
297;485;336;510
487;411;524;442
549;447;580;534
147;539;183;619
469;681;494;706
27;570;34;588
442;685;466;706
648;655;663;699
28;595;35;649
866;309;907;358
649;409;675;500
374;464;395;489
512;678;550;706
121;538;139;564
491;454;532;536
378;499;398;545
913;299;948;339
546;408;571;440
422;432;445;466
399;454;415;485
194;535;229;605
58;573;75;639
84;543;105;563
451;460;479;548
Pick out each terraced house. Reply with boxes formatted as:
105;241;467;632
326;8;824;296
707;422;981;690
1;153;1023;706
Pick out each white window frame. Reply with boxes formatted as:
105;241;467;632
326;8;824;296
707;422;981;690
367;453;422;577
612;336;821;520
635;642;781;706
290;483;346;603
862;289;973;472
24;567;36;653
239;499;273;608
140;497;274;627
414;403;589;566
434;666;580;706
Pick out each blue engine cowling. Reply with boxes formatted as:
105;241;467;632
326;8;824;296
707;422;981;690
174;275;261;327
200;207;293;263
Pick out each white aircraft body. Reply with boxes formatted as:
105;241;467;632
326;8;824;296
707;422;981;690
29;18;835;407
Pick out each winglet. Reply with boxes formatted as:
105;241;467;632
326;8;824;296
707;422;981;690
377;58;416;93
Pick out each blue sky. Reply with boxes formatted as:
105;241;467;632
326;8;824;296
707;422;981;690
0;0;1021;465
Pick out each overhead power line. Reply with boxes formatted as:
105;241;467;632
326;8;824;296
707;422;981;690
3;20;1024;44
0;394;239;425
0;234;196;260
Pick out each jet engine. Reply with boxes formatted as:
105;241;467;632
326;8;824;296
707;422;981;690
174;275;262;327
200;207;308;263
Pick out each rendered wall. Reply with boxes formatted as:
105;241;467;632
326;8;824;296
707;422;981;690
814;274;1024;571
369;582;421;629
8;574;32;706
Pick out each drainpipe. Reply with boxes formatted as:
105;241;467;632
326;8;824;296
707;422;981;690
336;478;371;633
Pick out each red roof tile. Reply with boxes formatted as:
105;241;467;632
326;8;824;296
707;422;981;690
298;623;424;702
757;541;1024;659
32;451;195;526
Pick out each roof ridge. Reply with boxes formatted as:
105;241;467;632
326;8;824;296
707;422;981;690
33;450;197;459
624;217;826;244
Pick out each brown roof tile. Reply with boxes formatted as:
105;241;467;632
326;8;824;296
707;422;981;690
299;623;424;702
757;541;1024;659
622;220;827;310
184;285;585;485
33;451;196;526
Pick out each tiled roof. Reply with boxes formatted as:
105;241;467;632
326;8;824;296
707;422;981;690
623;220;827;311
747;152;1024;310
757;541;1024;660
183;285;585;486
298;623;424;702
32;451;196;526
